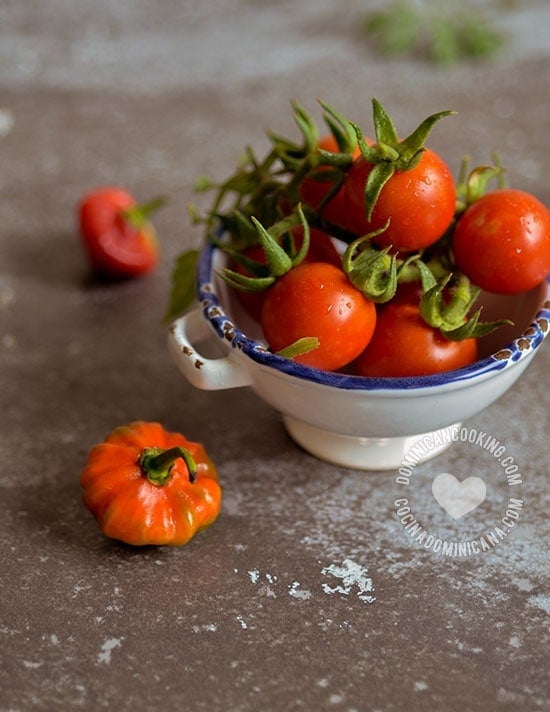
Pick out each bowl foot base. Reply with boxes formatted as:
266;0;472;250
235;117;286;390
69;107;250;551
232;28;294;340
283;416;461;471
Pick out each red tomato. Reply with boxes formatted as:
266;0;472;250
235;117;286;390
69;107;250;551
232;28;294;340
391;280;424;305
344;148;456;251
355;302;477;377
261;262;377;370
291;226;342;267
452;189;550;294
233;227;342;321
78;187;159;278
299;135;360;231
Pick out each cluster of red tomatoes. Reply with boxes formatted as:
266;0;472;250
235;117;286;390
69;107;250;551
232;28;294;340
206;99;550;377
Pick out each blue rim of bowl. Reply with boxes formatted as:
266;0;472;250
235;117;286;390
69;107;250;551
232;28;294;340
196;240;550;391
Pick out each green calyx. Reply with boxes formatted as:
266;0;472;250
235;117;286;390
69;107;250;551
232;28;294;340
271;100;358;173
139;446;198;486
218;205;310;293
122;196;167;229
342;221;397;303
318;100;359;155
416;261;512;341
353;98;456;220
298;101;358;220
342;221;421;303
454;154;506;214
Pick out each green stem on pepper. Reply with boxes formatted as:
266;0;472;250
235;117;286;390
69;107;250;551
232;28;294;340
139;446;198;486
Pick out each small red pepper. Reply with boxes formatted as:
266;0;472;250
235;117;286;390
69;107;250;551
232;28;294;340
78;186;164;278
80;421;222;546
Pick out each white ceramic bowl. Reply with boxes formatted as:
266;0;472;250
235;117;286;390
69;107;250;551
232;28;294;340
168;240;550;470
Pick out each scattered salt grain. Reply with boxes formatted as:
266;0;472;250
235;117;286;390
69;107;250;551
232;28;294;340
288;581;312;600
97;637;123;664
321;559;375;603
528;594;550;614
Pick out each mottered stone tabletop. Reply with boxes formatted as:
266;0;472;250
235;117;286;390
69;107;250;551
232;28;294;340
1;2;549;711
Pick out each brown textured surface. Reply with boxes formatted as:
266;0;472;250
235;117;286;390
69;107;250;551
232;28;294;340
1;2;549;710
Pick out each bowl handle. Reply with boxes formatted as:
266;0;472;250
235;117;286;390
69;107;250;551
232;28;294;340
168;308;252;390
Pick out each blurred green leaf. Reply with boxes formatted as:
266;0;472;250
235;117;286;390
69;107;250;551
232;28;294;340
164;249;199;323
363;0;507;65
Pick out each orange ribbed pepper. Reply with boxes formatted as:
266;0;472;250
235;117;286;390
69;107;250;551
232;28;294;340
80;421;221;546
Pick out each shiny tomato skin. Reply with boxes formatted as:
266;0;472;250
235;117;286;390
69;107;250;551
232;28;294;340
233;228;341;321
261;262;377;371
344;148;456;251
452;189;550;294
79;186;159;278
355;302;478;377
299;135;360;232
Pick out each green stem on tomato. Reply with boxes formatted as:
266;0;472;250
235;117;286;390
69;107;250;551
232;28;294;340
122;196;167;229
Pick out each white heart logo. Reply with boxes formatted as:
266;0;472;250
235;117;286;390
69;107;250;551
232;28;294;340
432;473;486;519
